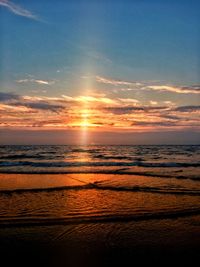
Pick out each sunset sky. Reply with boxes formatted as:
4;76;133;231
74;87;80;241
0;0;200;144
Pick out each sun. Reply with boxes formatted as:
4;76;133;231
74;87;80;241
79;109;92;128
79;121;91;128
69;108;94;129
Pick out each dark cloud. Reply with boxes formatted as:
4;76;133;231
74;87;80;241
32;119;64;127
0;92;20;102
146;106;168;111
174;106;200;112
132;121;176;127
104;106;144;115
104;106;167;115
160;114;180;121
181;85;200;91
13;101;65;112
0;92;65;112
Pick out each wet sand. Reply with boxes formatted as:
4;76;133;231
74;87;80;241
1;215;200;267
0;172;199;266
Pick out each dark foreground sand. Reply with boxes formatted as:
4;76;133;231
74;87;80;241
0;215;199;267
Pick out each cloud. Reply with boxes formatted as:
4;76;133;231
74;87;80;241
118;98;139;104
163;101;175;106
104;106;167;115
62;95;117;105
96;76;141;86
0;0;38;20
95;75;200;95
146;85;200;94
160;114;180;121
0;92;64;112
0;92;20;102
104;106;145;115
149;101;158;105
13;101;64;112
132;121;176;127
16;79;55;85
174;106;200;112
0;92;199;131
32;119;64;127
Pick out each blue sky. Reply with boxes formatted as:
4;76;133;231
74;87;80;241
1;0;200;86
0;0;200;144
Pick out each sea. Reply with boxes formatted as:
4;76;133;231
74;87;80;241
0;145;199;227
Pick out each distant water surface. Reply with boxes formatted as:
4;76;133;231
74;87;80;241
0;145;199;177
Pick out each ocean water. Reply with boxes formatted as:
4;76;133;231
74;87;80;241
0;145;199;227
0;145;200;175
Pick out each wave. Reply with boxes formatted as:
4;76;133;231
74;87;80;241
0;208;200;228
71;148;100;153
137;162;200;167
93;154;133;160
0;161;131;167
0;169;199;181
1;182;200;196
0;154;135;161
0;155;61;160
0;160;199;168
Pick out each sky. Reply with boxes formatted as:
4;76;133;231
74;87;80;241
0;0;200;144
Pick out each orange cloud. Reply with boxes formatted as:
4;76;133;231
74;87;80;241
0;92;199;131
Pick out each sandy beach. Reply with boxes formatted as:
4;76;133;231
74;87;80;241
1;215;200;266
0;173;200;266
